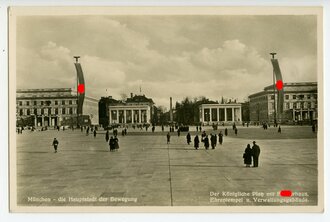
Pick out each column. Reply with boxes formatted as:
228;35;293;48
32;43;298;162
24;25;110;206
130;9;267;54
34;115;37;127
116;110;119;123
292;109;295;121
124;109;127;124
224;108;227;122
216;109;219;122
41;116;44;126
109;109;112;124
201;107;204;123
138;110;141;123
147;108;151;123
300;110;303;121
232;108;235;122
239;107;242;122
131;109;134;124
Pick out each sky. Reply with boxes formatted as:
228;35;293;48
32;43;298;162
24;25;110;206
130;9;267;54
16;15;318;109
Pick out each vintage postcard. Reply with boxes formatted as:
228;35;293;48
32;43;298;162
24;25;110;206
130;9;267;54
8;6;323;212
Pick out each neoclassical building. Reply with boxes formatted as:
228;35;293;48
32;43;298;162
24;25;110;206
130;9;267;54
199;103;242;125
16;88;98;127
99;93;154;127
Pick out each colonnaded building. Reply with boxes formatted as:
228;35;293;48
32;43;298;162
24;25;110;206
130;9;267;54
16;88;99;127
248;82;317;124
99;93;154;127
199;103;242;125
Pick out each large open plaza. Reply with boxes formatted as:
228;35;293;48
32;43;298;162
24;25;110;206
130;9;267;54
16;125;318;207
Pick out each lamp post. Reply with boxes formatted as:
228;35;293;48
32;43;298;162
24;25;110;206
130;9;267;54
270;52;277;126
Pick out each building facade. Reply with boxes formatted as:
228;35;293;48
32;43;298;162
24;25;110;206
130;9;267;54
248;82;317;124
16;88;98;127
199;103;242;125
99;93;155;127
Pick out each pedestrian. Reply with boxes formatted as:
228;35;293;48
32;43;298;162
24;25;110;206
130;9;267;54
312;124;316;133
109;136;115;152
161;125;164;132
194;135;199;149
243;144;252;167
199;126;202;132
251;141;261;167
122;129;125;136
86;127;89;136
186;132;191;145
233;123;236;130
105;130;109;142
114;136;119;150
278;126;281;133
235;128;238;136
152;126;155;133
201;131;206;143
52;138;59;153
177;128;180;137
124;128;127;135
167;132;171;144
224;128;228;136
81;126;83;132
204;135;209;149
218;131;223;145
211;134;217;149
196;126;198;132
94;130;97;138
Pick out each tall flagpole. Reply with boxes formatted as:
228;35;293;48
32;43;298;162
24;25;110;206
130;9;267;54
270;52;277;126
74;56;80;127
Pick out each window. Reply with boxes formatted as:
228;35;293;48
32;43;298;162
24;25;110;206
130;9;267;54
293;95;297;99
34;109;37;115
34;101;37;106
307;95;311;99
69;100;72;105
270;95;275;100
19;101;22;106
285;103;289;109
41;101;44;105
285;95;289;100
293;103;297;109
62;108;66;114
55;100;58;105
27;109;30;115
19;109;23;116
69;108;73;114
41;109;44;115
48;108;52;115
26;101;30;106
62;100;65;105
55;108;58;115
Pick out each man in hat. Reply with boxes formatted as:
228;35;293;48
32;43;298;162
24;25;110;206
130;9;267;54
251;141;261;167
52;138;59;153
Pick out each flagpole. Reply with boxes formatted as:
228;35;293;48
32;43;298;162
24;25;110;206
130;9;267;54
270;52;277;126
74;56;80;127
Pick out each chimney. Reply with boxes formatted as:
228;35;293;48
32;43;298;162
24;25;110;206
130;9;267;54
130;93;133;98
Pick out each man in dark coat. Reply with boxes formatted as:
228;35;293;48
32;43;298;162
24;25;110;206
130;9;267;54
278;126;281;133
52;138;59;153
204;135;209;149
167;132;171;144
114;136;119;151
105;130;109;142
224;128;228;136
94;130;97;138
177;128;181;137
194;135;199;149
235;128;238;136
109;136;115;152
211;134;217;149
218;131;223;145
186;133;191;145
251;141;261;167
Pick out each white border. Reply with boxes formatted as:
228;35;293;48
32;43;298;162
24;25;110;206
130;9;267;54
1;0;329;222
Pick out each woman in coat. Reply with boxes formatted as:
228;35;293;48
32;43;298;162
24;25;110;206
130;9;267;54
243;144;252;167
194;135;199;149
204;135;209;149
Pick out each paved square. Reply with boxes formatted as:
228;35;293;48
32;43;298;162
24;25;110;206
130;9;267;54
16;126;318;206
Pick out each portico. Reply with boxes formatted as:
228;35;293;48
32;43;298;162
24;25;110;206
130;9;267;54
109;105;151;125
199;103;242;124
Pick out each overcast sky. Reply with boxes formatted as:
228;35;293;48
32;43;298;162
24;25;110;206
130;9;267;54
16;15;317;109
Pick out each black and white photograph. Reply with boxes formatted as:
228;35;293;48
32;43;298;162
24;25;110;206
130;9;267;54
8;6;323;212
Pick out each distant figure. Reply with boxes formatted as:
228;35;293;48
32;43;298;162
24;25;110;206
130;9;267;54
312;124;316;133
86;127;89;136
251;141;261;167
124;128;127;135
224;128;228;136
122;129;125;136
196;126;198;132
278;126;281;133
199;126;202;132
211;134;217;149
235;128;238;136
167;132;171;144
201;131;206;142
194;135;199;149
94;130;97;138
186;132;191;145
109;136;115;152
247;122;249;127
161;125;164;132
218;131;223;145
233;123;236;130
243;144;252;167
114;136;119;150
52;138;59;153
204;135;209;149
105;130;109;142
177;128;181;137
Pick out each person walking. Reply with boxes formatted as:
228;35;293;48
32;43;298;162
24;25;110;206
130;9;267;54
218;131;223;145
204;135;209;149
278;126;281;133
235;128;238;136
114;136;119;151
94;130;97;138
251;141;261;167
194;135;199;149
186;132;191;145
177;128;181;137
52;138;59;153
105;130;109;142
243;144;252;167
312;123;316;133
167;132;171;144
211;134;217;149
109;136;115;152
224;128;228;136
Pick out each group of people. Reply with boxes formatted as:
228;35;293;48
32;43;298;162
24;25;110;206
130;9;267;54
243;141;261;167
105;130;120;151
